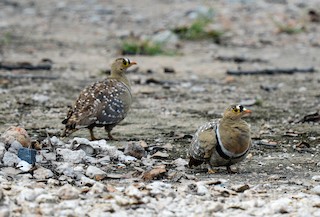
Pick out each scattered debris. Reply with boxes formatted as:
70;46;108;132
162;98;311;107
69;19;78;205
227;67;315;75
142;165;166;181
299;112;320;123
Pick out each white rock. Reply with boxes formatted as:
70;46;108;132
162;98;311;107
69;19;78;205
2;152;21;167
268;198;293;214
151;30;179;45
33;166;54;179
97;156;111;165
37;150;56;163
0;206;10;217
16;160;32;172
49;136;65;146
71;137;90;145
0;142;5;160
125;185;144;199
58;184;80;200
35;193;58;203
118;154;137;163
196;182;208;196
54;162;77;178
311;185;320;196
32;94;49;103
8;140;23;154
146;181;172;195
88;182;107;195
17;188;45;203
56;148;86;163
85;165;107;180
173;158;188;170
312;175;320;182
79;175;97;186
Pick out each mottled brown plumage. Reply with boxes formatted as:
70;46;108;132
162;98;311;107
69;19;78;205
189;104;252;173
62;58;137;140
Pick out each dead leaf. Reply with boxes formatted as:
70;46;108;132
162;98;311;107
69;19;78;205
142;165;166;181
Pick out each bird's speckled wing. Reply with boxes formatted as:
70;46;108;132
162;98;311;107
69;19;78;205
66;79;132;129
189;120;218;162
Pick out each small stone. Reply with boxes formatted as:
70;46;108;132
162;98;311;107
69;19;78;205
8;140;23;154
124;142;146;159
16;160;32;172
163;67;175;74
0;206;10;217
56;148;86;163
269;198;292;214
124;185;144;199
0;142;5;160
196;182;208;196
2;152;21;167
33;166;54;179
312;175;320;182
311;185;320;196
0;126;31;148
151;151;169;159
231;184;250;193
85;165;107;181
58;184;80;200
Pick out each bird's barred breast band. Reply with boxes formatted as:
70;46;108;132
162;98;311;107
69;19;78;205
215;124;249;160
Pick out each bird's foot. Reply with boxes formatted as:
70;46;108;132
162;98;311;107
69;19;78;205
208;169;217;174
207;166;217;174
107;132;118;141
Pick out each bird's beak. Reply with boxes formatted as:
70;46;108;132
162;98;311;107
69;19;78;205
130;61;137;65
243;108;252;114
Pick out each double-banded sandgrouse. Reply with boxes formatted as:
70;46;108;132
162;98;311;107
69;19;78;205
189;104;252;173
62;58;137;140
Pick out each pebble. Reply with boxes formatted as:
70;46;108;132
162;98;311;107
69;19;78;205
124;142;146;159
0;126;31;148
16;160;32;172
85;165;107;181
312;175;320;182
2;152;21;167
56;148;86;163
310;185;320;196
0;142;5;160
33;166;54;179
58;184;80;200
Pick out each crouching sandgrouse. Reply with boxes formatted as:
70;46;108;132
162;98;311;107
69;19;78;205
188;104;252;173
62;58;137;140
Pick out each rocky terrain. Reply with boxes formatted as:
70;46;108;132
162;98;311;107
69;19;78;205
0;0;320;216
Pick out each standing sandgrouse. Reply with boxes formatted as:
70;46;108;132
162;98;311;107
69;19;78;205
188;104;252;173
62;58;137;140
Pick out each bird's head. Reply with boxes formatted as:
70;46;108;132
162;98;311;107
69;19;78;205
111;58;137;73
223;104;252;120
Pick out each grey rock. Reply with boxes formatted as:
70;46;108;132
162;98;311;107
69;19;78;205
310;185;320;196
8;140;23;154
2;152;21;167
58;184;80;200
85;165;107;180
0;142;5;160
56;148;86;163
124;142;146;159
33;166;54;179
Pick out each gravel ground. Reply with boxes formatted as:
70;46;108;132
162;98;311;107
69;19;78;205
0;0;320;216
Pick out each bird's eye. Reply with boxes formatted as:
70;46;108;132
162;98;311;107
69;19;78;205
233;108;239;113
122;58;130;66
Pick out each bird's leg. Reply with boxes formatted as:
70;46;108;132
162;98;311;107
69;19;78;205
207;165;217;174
105;126;117;140
107;131;117;141
89;128;98;141
226;165;236;174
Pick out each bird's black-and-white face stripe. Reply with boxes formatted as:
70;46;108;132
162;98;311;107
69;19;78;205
236;105;244;112
122;58;130;65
